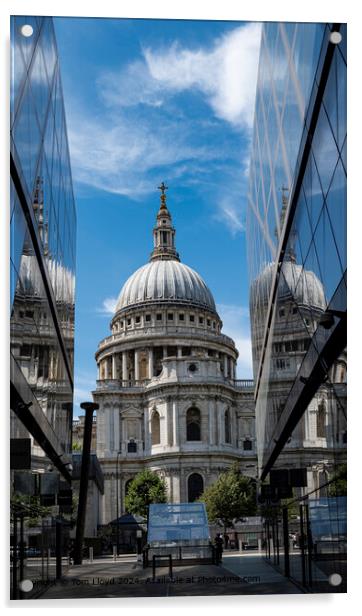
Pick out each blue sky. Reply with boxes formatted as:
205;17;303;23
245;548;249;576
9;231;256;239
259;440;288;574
53;17;261;416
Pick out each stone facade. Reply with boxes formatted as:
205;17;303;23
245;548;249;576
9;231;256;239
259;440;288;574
93;187;257;525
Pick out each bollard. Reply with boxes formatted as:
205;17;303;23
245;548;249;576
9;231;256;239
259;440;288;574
89;547;93;563
113;545;117;561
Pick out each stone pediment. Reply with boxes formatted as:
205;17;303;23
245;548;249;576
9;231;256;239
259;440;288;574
121;407;143;419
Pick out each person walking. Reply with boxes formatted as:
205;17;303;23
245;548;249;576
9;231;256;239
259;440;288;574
214;533;224;565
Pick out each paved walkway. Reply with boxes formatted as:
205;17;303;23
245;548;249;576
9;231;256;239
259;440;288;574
35;552;301;599
222;553;302;595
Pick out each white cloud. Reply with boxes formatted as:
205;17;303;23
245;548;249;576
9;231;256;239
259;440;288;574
73;371;98;417
217;196;245;235
66;110;219;198
97;296;118;315
143;23;261;128
217;303;253;378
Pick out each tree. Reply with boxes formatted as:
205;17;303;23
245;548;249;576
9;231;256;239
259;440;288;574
328;463;347;497
200;463;256;533
125;469;167;518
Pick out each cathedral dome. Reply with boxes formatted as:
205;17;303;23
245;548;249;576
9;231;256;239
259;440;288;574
251;260;326;310
115;259;217;313
114;183;217;315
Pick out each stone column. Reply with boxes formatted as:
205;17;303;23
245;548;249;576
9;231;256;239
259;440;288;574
163;346;167;358
112;355;117;379
177;347;183;358
144;409;149;452
217;403;223;445
104;359;109;379
114;408;120;453
172;400;179;447
97;363;101;380
104;406;111;453
148;348;154;378
209;400;215;445
134;349;140;382
224;354;228;378
122;351;127;381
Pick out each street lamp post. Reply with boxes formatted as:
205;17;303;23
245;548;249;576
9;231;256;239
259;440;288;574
116;450;122;555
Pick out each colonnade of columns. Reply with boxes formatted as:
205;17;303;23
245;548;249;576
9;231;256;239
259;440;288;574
98;347;237;381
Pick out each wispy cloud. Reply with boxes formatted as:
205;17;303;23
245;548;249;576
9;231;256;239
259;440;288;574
73;371;98;416
99;23;261;130
65;23;261;235
97;296;118;315
217;196;245;236
143;23;261;129
67;110;222;198
217;303;253;378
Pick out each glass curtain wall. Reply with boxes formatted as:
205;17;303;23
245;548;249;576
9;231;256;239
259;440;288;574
247;22;346;592
10;16;76;598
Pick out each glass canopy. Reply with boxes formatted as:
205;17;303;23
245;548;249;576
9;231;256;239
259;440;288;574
148;502;210;543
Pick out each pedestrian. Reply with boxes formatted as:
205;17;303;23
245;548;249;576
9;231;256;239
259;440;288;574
224;533;229;549
214;533;224;565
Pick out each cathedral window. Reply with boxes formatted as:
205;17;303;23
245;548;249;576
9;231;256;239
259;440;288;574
127;440;137;453
135;315;141;324
151;411;160;445
186;407;201;441
207;319;211;327
145;314;151;322
179;313;184;321
168;313;174;321
189;314;195;322
243;439;252;450
188;473;204;502
279;308;285;318
316;401;326;438
199;316;204;324
120;320;124;328
212;321;216;329
127;317;131;326
224;409;231;443
156;313;162;321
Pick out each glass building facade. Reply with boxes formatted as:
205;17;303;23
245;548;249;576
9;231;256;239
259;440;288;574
10;16;76;598
247;22;346;592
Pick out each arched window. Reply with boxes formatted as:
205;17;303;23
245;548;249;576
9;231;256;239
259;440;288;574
186;407;201;441
225;409;231;443
317;401;326;438
188;473;204;502
151;411;160;445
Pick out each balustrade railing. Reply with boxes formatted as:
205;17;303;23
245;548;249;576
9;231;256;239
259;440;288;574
96;377;254;390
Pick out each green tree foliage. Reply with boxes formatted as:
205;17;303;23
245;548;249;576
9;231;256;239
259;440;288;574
328;463;347;497
125;469;167;518
199;463;256;532
72;441;82;452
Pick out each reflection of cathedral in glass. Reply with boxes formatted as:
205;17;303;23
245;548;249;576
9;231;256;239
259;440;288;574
10;16;76;473
250;239;346;493
247;21;346;591
93;187;256;524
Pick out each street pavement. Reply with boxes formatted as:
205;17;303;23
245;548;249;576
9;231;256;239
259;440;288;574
34;552;302;599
